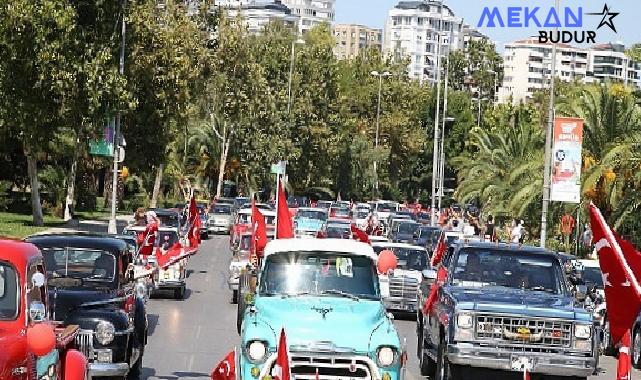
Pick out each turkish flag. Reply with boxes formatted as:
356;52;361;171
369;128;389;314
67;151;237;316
430;232;447;267
422;267;448;314
138;222;159;257
272;328;291;380
617;330;632;380
276;180;294;239
351;224;370;244
590;203;641;346
155;242;197;269
251;200;268;259
211;350;235;380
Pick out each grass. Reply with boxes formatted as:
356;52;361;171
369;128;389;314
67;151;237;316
0;212;66;239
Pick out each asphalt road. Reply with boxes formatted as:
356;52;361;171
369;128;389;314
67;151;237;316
138;235;637;380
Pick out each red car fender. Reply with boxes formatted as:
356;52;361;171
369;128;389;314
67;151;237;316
63;349;87;380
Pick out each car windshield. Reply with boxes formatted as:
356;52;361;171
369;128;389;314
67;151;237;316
355;211;369;219
377;203;396;212
373;246;428;271
157;213;179;228
234;198;249;207
398;223;420;234
158;231;179;249
317;201;332;208
419;227;441;238
260;252;379;299
326;226;351;238
239;235;252;251
42;248;117;284
451;249;564;294
331;208;350;216
213;205;232;214
583;266;603;289
297;210;327;220
239;213;275;225
0;262;19;320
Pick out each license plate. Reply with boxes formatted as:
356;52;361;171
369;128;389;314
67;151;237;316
511;356;534;372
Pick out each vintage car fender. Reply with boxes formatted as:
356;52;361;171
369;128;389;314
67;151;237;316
63;349;87;380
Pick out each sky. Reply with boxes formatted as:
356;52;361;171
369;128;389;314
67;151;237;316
334;0;640;49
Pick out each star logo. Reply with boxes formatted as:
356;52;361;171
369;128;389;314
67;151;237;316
587;4;619;33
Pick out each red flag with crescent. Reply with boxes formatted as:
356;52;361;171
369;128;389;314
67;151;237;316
211;350;236;380
276;180;294;239
430;232;447;267
350;224;370;244
155;242;197;270
251;200;268;259
272;328;291;380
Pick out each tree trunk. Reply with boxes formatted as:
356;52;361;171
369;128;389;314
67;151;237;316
150;164;164;208
215;137;231;199
25;148;44;226
64;130;83;221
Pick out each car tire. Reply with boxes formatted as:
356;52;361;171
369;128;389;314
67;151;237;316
232;289;239;304
418;329;436;376
633;327;641;369
435;334;460;380
174;286;185;300
603;319;616;356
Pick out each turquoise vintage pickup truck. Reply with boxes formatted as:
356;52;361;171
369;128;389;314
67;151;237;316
239;238;405;380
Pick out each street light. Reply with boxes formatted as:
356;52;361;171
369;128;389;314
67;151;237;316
438;116;455;211
287;38;305;115
370;70;392;198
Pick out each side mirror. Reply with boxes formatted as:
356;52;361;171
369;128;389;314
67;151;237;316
422;269;437;281
574;284;588;302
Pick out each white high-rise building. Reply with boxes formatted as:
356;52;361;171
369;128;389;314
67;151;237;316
223;0;299;34
280;0;335;35
498;38;641;104
384;0;464;83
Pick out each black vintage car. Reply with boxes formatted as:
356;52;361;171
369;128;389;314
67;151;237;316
26;234;148;379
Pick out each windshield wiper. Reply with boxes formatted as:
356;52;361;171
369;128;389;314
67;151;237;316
320;290;360;301
281;291;312;298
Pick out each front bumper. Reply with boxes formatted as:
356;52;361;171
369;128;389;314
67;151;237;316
209;224;230;233
383;297;417;313
89;362;129;377
447;343;596;377
228;275;239;291
155;279;185;290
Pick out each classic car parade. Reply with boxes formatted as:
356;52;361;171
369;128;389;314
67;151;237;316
0;239;89;380
416;240;598;380
237;238;406;380
208;203;234;234
373;242;429;315
25;235;148;379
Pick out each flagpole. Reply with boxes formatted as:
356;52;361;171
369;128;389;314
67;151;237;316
274;174;280;239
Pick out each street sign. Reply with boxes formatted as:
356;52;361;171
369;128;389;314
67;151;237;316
90;120;115;157
270;161;286;175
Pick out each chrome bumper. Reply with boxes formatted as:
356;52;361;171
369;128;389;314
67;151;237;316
383;297;417;312
155;279;185;289
89;362;129;377
447;343;596;377
209;225;230;232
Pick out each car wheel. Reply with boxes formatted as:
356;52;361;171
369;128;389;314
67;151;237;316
633;327;641;369
435;334;460;380
232;289;239;304
126;333;144;380
419;330;436;376
603;319;616;356
174;286;185;300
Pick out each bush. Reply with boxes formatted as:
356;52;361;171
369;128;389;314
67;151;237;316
126;193;149;213
0;181;11;211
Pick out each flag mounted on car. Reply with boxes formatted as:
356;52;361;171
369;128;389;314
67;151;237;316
276;180;294;239
251;200;268;260
187;195;201;248
350;224;370;244
211;349;236;380
430;232;447;267
272;328;291;380
155;242;197;270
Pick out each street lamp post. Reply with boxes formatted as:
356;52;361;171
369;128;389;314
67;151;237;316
430;1;445;226
287;38;305;115
370;70;391;198
108;0;127;235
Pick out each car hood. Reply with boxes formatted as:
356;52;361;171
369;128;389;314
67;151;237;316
0;332;28;378
447;286;584;320
49;288;120;322
250;296;388;353
294;219;324;232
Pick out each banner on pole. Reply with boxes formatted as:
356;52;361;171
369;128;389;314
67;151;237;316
550;117;584;203
89;119;115;157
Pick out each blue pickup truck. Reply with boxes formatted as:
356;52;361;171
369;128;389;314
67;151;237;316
239;238;405;380
416;241;598;380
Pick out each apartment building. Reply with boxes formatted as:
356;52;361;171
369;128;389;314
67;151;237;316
499;38;641;103
333;24;383;60
223;0;299;34
384;1;464;83
280;0;335;34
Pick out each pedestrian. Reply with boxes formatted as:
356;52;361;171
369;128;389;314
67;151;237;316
485;215;497;242
581;224;593;256
510;220;524;244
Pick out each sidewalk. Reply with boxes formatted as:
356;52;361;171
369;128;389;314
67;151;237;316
39;215;133;235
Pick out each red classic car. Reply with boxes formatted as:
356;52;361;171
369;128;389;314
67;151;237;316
0;239;88;380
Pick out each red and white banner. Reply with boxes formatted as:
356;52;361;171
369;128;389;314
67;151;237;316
211;349;236;380
155;242;197;270
550;117;584;203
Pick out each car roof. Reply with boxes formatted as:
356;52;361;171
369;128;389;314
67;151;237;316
264;238;378;261
238;209;276;216
148;208;180;215
327;218;350;224
297;207;327;213
371;242;426;251
0;239;42;268
26;234;128;253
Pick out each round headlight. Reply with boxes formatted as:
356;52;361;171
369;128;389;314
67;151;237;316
247;341;267;362
377;347;396;367
95;321;115;345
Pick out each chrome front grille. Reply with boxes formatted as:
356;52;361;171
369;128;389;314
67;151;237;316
75;329;94;360
475;314;572;348
288;353;373;380
388;275;419;301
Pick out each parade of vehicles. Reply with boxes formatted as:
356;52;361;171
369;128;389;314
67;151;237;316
372;242;429;315
325;222;352;239
416;241;598;380
25;235;148;379
237;239;406;380
391;221;421;244
0;239;89;380
230;209;276;247
415;226;442;250
373;201;399;223
228;231;274;304
293;207;328;238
